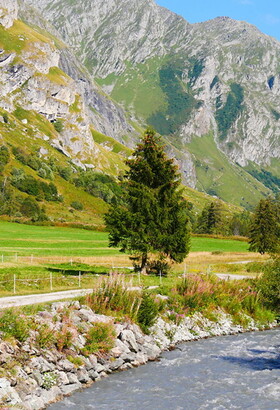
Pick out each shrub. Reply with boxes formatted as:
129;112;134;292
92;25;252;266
53;119;64;133
0;310;30;342
137;293;158;333
257;257;280;312
82;322;116;355
35;324;55;348
70;201;83;211
42;372;57;390
55;326;74;352
86;275;141;321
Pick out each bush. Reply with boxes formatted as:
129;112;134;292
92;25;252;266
70;201;83;211
257;257;280;312
86;275;141;321
137;293;158;333
53;119;64;133
82;322;116;355
0;310;30;342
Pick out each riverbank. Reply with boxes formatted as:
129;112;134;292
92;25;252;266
0;300;277;409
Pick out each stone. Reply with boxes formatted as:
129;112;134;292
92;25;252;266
88;370;99;380
0;378;21;405
67;373;79;385
119;329;139;353
57;359;75;372
77;369;90;384
60;383;82;395
108;358;124;371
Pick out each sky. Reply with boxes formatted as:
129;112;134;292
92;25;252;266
156;0;280;41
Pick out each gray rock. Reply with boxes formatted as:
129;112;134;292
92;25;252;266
88;370;99;380
108;358;124;371
77;369;90;383
57;359;76;372
0;378;22;405
120;329;139;353
60;383;82;395
67;373;79;384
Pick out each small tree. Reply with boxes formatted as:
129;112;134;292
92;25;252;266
105;129;190;274
249;198;279;254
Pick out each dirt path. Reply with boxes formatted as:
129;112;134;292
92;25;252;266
0;289;93;309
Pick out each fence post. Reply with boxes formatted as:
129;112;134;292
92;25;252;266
159;270;162;286
30;255;33;264
50;272;53;291
70;258;73;266
1;255;3;263
13;274;16;294
78;271;81;288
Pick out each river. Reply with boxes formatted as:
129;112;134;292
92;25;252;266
50;329;280;410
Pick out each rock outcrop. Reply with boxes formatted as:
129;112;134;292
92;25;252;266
0;0;18;28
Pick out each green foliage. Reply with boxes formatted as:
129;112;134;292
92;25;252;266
248;198;279;254
188;57;204;85
82;322;116;355
229;211;251;237
86;275;141;320
257;257;280;312
271;108;280;121
42;372;58;390
0;145;10;172
73;170;123;205
210;75;219;90
248;169;280;194
70;201;83;211
105;129;190;273
53;119;64;133
35;324;55;348
195;202;227;235
11;169;62;202
0;310;30;342
216;83;244;140
148;60;202;135
137;293;159;333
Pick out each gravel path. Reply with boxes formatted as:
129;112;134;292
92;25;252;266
0;289;93;309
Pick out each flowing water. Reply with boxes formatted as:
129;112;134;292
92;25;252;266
50;329;280;410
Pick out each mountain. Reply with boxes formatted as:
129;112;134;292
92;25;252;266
22;0;280;208
1;0;227;226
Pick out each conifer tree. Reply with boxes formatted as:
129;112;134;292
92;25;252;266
249;198;279;254
104;129;190;273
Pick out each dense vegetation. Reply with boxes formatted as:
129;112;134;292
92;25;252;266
148;60;202;135
0;143;123;222
216;83;244;140
105;129;190;273
248;169;280;194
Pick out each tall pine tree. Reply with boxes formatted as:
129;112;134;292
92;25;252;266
105;129;190;273
249;198;279;254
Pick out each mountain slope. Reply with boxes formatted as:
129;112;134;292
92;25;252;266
22;0;279;208
0;0;231;227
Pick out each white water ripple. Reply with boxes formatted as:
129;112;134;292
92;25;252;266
50;329;280;410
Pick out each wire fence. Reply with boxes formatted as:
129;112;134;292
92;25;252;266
0;253;135;267
0;270;145;295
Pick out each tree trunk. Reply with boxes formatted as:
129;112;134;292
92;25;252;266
140;253;148;275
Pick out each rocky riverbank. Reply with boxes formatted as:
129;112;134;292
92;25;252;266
0;300;276;409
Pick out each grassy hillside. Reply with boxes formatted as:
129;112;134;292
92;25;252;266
187;134;271;209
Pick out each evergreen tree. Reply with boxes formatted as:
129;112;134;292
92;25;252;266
196;201;225;234
104;129;190;273
249;198;279;254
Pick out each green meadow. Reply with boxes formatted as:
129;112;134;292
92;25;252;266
0;221;249;258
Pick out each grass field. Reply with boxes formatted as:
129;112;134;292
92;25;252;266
0;221;268;298
0;221;249;258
